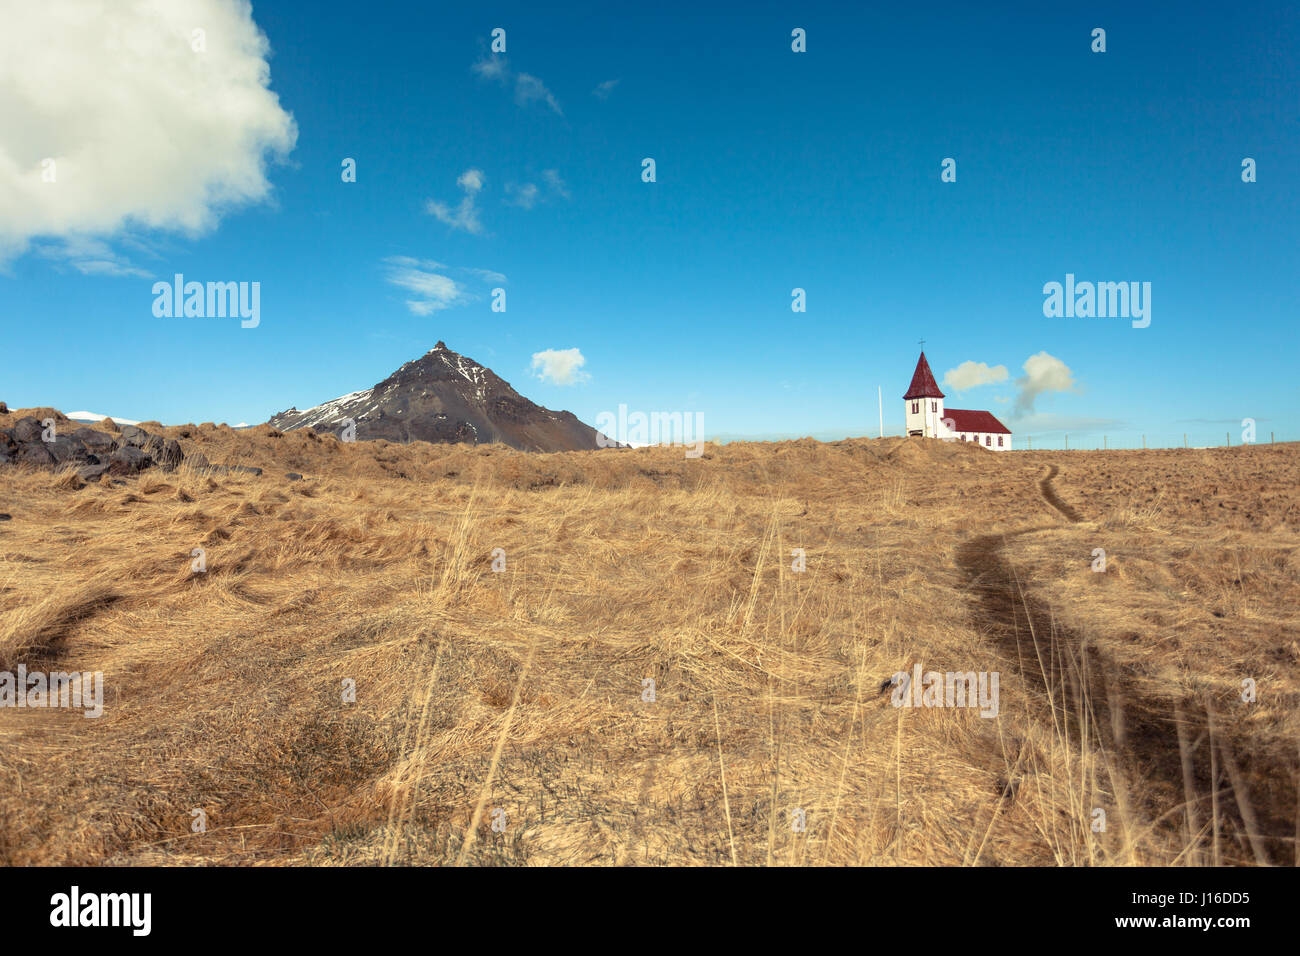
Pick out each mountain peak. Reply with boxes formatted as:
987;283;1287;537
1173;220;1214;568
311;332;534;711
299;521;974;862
266;344;608;452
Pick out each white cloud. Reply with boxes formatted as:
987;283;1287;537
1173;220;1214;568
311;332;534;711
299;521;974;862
465;266;507;284
457;168;485;192
515;73;562;114
384;258;468;314
943;360;1009;391
472;55;562;115
386;256;447;272
505;170;568;210
471;56;508;82
1013;352;1077;414
425;169;485;234
505;182;539;209
0;0;297;266
35;236;152;277
593;79;620;100
530;348;589;385
384;256;503;315
541;169;570;200
1010;413;1121;434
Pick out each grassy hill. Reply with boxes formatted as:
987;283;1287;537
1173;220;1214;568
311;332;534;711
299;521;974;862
1;411;1296;865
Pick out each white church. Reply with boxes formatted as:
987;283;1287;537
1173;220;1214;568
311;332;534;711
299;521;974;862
903;352;1012;451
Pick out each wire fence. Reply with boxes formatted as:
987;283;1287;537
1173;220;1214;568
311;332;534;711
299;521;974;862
1016;431;1295;451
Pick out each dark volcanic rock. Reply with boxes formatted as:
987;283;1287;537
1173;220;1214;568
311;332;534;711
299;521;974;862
18;442;55;465
12;417;44;443
108;445;151;475
46;435;91;464
266;341;611;453
0;414;271;483
143;434;183;470
72;427;118;452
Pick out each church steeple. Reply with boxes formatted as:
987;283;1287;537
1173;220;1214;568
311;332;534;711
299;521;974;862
903;352;945;400
904;352;946;438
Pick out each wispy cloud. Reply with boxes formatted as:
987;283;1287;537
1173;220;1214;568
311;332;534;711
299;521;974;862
383;256;503;315
942;360;1008;391
505;169;569;209
471;56;508;82
515;73;562;114
472;55;562;115
425;168;486;234
530;347;589;385
592;79;620;100
1175;417;1267;425
504;182;539;209
465;266;507;284
384;258;467;314
541;169;570;200
1008;413;1123;435
35;236;151;278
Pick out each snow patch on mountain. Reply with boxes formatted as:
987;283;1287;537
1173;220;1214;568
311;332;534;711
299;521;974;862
67;411;143;426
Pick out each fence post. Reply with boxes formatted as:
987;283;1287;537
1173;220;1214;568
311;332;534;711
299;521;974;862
1227;431;1230;447
1065;434;1069;451
1142;434;1146;450
1184;433;1188;449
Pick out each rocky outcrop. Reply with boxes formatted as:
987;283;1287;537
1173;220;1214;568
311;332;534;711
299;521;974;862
0;416;181;479
0;416;243;482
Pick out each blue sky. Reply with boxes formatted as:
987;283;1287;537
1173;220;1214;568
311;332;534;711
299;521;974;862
2;0;1296;448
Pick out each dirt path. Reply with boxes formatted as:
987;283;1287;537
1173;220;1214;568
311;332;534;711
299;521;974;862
1036;464;1083;523
955;464;1295;864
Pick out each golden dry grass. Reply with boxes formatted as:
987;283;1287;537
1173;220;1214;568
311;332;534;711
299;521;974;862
0;411;1296;866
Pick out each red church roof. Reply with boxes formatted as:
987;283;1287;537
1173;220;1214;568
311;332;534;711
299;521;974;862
903;352;945;400
944;408;1011;435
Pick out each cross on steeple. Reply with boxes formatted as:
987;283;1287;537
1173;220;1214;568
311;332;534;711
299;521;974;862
918;338;926;351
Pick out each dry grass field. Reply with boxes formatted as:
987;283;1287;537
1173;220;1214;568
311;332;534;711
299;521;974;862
1;407;1297;866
